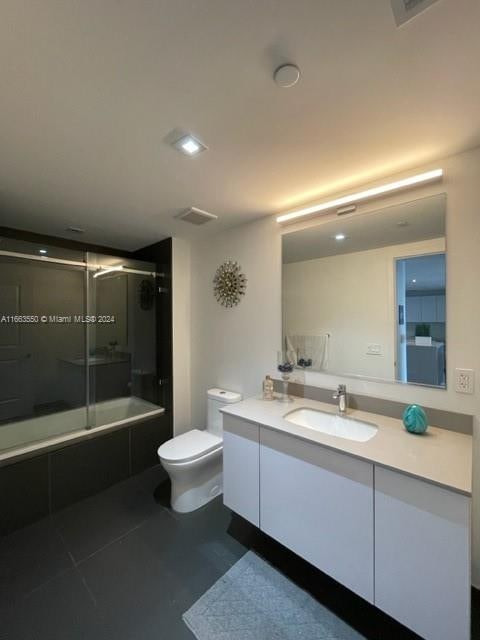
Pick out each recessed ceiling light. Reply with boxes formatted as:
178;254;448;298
335;234;346;241
173;134;207;157
412;279;417;283
39;249;47;254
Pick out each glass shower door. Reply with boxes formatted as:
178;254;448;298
86;254;159;428
0;242;87;452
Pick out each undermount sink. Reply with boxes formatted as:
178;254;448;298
284;408;378;442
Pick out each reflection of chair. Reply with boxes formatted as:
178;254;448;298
406;342;445;386
131;369;157;403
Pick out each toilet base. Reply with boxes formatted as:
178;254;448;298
171;470;222;513
160;447;223;513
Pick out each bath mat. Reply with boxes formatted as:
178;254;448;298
183;551;365;640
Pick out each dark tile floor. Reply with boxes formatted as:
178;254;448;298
0;466;478;640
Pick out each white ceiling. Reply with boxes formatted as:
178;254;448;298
0;1;479;250
282;194;446;263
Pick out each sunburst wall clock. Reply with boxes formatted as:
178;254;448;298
213;260;247;308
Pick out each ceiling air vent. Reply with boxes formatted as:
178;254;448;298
391;0;440;26
175;207;218;225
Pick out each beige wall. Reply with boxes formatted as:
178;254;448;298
283;238;445;379
189;217;282;428
186;145;480;586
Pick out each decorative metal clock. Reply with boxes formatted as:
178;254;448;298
213;260;247;307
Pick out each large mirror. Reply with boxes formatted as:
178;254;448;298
282;194;447;388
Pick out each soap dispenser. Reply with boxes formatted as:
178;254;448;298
263;375;274;401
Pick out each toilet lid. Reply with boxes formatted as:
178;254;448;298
158;429;222;463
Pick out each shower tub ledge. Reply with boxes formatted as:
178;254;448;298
0;396;165;467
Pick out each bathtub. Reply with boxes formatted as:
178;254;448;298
0;396;164;466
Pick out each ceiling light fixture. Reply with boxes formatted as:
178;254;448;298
276;169;443;224
39;249;47;254
335;234;346;241
173;134;207;157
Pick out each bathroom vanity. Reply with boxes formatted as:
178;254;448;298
221;396;472;640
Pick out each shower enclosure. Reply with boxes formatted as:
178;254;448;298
0;236;163;455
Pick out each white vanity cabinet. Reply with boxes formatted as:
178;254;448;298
222;415;260;526
260;428;374;602
222;406;471;640
374;467;471;640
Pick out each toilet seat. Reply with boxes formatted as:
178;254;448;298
157;429;222;464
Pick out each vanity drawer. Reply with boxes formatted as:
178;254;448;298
260;428;374;603
223;415;260;526
374;466;470;640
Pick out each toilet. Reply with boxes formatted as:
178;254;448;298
157;388;242;513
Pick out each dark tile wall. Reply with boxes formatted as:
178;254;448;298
0;456;50;535
0;414;170;536
51;430;131;511
134;238;173;417
130;415;171;475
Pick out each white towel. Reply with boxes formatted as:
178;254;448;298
286;334;329;370
285;335;298;365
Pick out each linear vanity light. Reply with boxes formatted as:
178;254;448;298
276;168;443;224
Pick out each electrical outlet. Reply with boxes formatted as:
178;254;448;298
455;369;475;394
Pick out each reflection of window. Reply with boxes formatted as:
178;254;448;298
396;253;446;387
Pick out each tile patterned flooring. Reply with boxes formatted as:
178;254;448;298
0;465;477;640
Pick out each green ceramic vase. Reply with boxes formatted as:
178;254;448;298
402;404;428;434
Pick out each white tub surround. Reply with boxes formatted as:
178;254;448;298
221;395;472;640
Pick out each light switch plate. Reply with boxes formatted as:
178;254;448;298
455;369;475;394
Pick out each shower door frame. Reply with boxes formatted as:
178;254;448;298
0;246;158;432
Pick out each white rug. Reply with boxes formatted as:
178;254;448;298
183;551;365;640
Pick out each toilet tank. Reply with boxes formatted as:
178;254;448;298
207;388;242;437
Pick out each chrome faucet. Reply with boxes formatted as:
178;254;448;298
333;384;348;414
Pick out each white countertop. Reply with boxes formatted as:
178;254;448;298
221;395;472;496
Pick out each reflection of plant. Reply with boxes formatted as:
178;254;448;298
298;358;312;368
278;362;294;373
415;323;431;337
